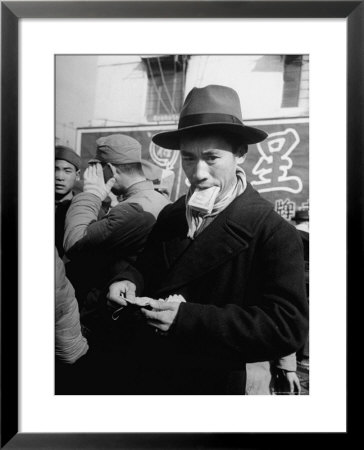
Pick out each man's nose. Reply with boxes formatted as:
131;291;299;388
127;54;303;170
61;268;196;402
55;171;64;180
193;160;209;183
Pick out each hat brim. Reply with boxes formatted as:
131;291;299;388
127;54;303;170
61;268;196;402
87;158;103;164
152;123;268;150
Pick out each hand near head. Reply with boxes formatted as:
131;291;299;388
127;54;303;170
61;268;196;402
83;163;115;201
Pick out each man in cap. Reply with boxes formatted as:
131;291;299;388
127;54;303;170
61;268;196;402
141;159;175;199
63;134;170;346
107;85;308;394
55;145;81;257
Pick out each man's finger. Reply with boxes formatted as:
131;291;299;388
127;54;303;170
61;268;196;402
125;292;136;303
140;308;163;321
96;163;103;177
146;299;178;311
107;291;127;306
105;177;116;191
84;166;91;179
144;320;169;333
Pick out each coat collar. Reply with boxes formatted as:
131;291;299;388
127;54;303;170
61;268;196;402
155;183;273;295
123;180;155;200
55;191;74;207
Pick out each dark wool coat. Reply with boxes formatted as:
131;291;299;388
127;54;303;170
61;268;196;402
55;198;72;258
107;183;309;394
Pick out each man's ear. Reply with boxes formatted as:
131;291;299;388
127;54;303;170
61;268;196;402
236;154;247;165
76;170;81;181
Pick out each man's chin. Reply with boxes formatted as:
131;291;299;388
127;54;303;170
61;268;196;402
192;185;218;191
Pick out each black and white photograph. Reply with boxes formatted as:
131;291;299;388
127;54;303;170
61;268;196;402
55;54;310;395
2;1;355;443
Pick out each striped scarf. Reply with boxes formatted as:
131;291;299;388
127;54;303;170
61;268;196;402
185;166;247;239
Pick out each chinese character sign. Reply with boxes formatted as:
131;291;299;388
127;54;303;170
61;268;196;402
244;121;309;219
78;120;308;217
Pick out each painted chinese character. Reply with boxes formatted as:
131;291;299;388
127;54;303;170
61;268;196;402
275;198;296;220
252;128;303;194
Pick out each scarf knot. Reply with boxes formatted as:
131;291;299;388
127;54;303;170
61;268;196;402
185;167;247;239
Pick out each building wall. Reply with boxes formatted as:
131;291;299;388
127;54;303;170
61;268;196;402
185;55;309;119
92;55;148;127
56;54;309;149
91;54;309;127
56;55;98;148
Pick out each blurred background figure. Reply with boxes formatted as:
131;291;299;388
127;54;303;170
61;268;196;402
141;159;175;199
55;145;81;258
62;134;170;350
246;353;301;395
55;248;88;393
293;209;309;368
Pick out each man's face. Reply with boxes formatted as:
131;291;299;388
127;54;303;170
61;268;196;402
180;133;245;198
110;166;125;196
55;159;79;197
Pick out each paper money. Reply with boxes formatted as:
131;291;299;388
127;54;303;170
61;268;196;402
187;186;220;214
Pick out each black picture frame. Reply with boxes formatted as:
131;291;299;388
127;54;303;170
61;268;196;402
1;1;360;448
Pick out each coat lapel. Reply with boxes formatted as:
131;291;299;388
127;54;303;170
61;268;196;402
156;184;273;296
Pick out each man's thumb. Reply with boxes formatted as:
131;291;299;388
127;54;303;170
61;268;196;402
105;177;116;191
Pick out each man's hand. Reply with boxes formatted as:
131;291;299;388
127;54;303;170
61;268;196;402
108;191;119;208
284;371;301;394
107;280;136;309
83;163;115;201
270;369;301;395
139;299;182;333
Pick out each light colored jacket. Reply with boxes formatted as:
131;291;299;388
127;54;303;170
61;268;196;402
55;249;88;364
64;180;170;254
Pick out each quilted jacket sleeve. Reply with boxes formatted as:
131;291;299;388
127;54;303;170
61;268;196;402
55;250;88;364
63;192;102;252
64;192;154;258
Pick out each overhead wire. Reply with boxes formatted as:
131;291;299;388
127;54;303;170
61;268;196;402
172;55;177;107
146;58;173;116
157;56;177;114
182;55;187;99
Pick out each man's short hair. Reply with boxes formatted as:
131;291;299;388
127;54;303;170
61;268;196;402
114;162;144;176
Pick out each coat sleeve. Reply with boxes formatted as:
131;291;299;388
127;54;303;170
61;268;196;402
172;220;309;363
107;201;179;294
64;193;154;258
63;192;102;252
55;250;88;364
273;353;297;371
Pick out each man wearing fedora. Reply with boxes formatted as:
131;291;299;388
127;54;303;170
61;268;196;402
62;134;170;347
107;85;308;394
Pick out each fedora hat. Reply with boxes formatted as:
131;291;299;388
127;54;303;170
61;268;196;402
152;84;268;150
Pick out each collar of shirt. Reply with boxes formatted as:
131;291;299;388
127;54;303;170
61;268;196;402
55;191;74;206
123;180;155;200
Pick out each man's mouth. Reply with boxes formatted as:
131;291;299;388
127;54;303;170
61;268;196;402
55;184;65;189
194;185;216;191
